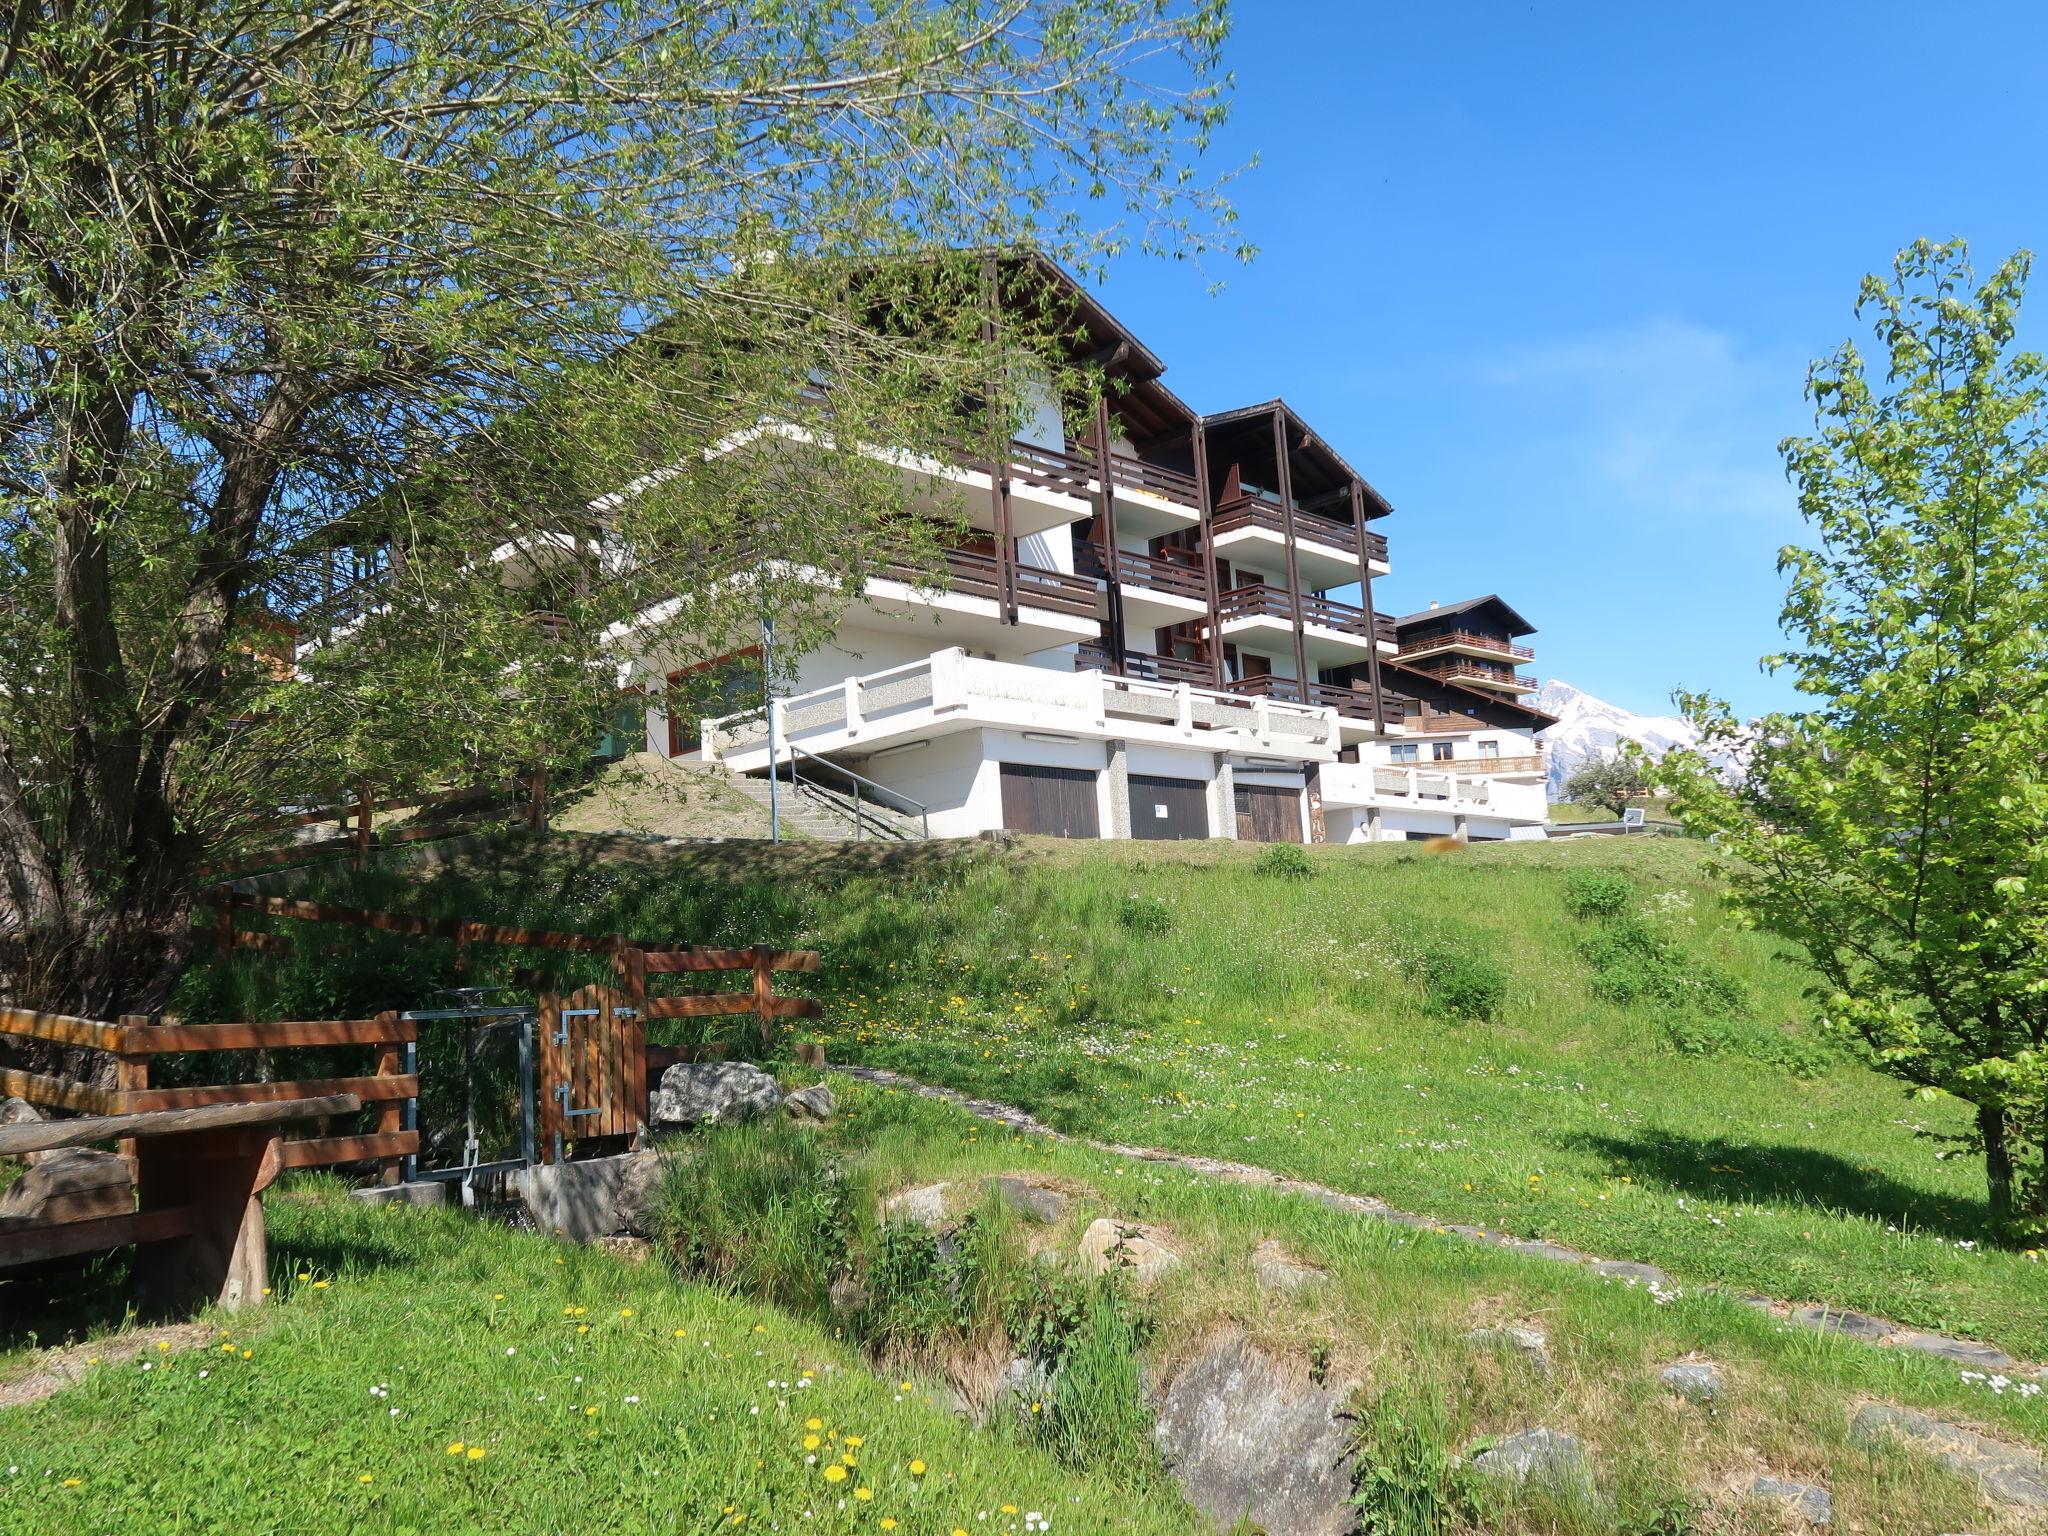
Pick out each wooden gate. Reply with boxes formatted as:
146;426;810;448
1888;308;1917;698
537;984;646;1162
1130;774;1208;840
1235;782;1304;843
999;763;1100;838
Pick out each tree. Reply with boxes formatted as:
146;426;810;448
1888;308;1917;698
1562;752;1649;818
0;2;1240;1020
1655;241;2048;1233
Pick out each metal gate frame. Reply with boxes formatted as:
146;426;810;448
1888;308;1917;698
397;994;538;1204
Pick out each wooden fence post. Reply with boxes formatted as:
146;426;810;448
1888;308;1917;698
115;1014;149;1172
527;765;548;835
214;899;235;953
352;781;373;870
752;948;774;1055
373;1010;403;1187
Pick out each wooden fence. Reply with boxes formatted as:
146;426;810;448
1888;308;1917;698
205;770;551;880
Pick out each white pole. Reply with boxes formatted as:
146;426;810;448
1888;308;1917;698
763;606;779;843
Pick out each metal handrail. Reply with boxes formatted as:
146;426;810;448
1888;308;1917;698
783;742;929;841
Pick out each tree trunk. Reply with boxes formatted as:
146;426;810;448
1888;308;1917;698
1978;1101;2016;1223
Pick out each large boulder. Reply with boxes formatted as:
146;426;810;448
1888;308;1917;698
881;1181;952;1229
987;1176;1066;1224
1078;1217;1181;1286
0;1147;132;1224
1746;1476;1831;1526
784;1083;836;1121
1151;1331;1355;1536
1849;1402;2047;1509
648;1061;783;1128
1469;1427;1593;1495
517;1149;661;1242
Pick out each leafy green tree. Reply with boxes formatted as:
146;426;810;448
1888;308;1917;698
1562;752;1649;817
1656;241;2048;1232
0;2;1239;1017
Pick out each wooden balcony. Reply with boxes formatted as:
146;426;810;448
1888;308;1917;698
1225;673;1397;727
881;546;1098;620
1075;644;1214;687
1217;584;1395;644
1395;629;1536;663
1211;497;1389;565
1401;656;1538;692
1000;440;1201;513
1076;544;1210;602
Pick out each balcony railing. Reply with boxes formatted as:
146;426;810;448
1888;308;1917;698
1211;497;1389;565
1395;629;1536;663
998;439;1201;512
880;546;1097;620
1076;544;1210;602
1404;659;1538;690
1224;673;1397;727
1217;584;1393;643
1075;643;1214;687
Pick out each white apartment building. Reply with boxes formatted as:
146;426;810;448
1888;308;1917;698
624;262;1555;844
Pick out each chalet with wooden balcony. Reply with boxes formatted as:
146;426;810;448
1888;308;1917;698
1392;595;1539;695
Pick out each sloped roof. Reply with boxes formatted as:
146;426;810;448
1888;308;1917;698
1392;593;1536;637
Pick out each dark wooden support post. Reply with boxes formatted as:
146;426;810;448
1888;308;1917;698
1271;409;1311;698
1093;396;1127;672
1350;478;1387;727
373;1011;403;1187
527;765;548;835
132;1126;282;1318
752;947;775;1055
1193;422;1223;688
115;1015;148;1172
981;256;1017;625
352;782;373;870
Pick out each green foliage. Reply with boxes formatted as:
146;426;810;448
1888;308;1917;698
1564;870;1638;921
1654;241;2048;1231
1402;932;1508;1022
1029;1281;1158;1480
1351;1379;1480;1536
653;1121;852;1318
1116;893;1175;936
1562;753;1651;818
1254;842;1315;879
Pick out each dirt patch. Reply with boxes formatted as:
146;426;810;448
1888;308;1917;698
550;753;774;840
0;1320;218;1409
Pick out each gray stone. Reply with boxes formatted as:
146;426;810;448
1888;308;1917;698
1747;1477;1830;1525
1657;1361;1724;1403
0;1095;46;1162
517;1150;659;1243
614;1148;666;1236
1590;1258;1673;1286
881;1181;951;1228
0;1147;131;1222
1468;1427;1593;1494
828;1274;868;1314
1078;1217;1181;1285
1252;1239;1327;1293
349;1180;448;1208
784;1083;836;1121
1152;1332;1355;1536
986;1176;1066;1224
648;1061;783;1128
1789;1306;1890;1341
991;1355;1056;1420
1466;1324;1550;1376
1849;1402;2047;1508
1896;1332;2017;1370
1505;1238;1585;1265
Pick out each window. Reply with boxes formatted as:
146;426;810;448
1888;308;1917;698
1430;742;1454;762
1390;744;1419;763
1476;739;1501;762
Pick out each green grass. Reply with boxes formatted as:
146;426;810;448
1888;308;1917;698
0;1180;1197;1536
185;832;2048;1363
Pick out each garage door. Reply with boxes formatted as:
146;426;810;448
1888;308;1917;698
1234;783;1302;843
999;764;1100;838
1130;775;1208;840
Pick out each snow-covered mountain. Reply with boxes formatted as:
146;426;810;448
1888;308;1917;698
1533;680;1702;801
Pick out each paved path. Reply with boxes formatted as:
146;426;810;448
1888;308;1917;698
836;1063;2045;1381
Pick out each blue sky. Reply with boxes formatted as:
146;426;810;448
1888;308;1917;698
1095;2;2048;718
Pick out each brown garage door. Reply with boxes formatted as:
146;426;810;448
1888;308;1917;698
1234;783;1302;843
1130;775;1208;840
999;763;1100;838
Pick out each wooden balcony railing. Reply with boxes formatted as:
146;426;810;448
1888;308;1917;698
1075;644;1214;687
1216;584;1393;643
1224;673;1397;726
1212;497;1389;565
999;439;1201;512
1403;656;1538;690
881;546;1098;620
1076;544;1209;602
1396;629;1536;663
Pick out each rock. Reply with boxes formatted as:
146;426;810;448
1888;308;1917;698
349;1180;448;1208
828;1274;869;1314
1657;1361;1724;1403
991;1355;1055;1420
0;1095;46;1162
1252;1239;1327;1293
598;1235;652;1264
1078;1217;1181;1285
1591;1258;1673;1286
1466;1324;1550;1376
1152;1331;1355;1536
0;1147;131;1223
648;1061;783;1128
1746;1477;1831;1526
784;1083;836;1121
881;1181;951;1229
516;1150;659;1243
1896;1332;2017;1370
986;1176;1066;1224
1789;1306;1890;1342
1849;1403;2047;1508
1468;1427;1593;1494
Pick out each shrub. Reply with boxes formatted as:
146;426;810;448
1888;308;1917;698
1254;842;1313;879
1031;1280;1157;1479
1409;940;1508;1022
652;1120;850;1318
1351;1380;1480;1535
1563;869;1636;921
1116;894;1174;936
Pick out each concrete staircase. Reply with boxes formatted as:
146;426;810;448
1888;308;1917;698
715;768;925;842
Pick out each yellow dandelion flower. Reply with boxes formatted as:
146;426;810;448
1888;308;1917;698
466;1446;486;1461
908;1460;926;1477
806;1417;823;1431
803;1434;821;1451
899;1380;913;1392
358;1474;374;1485
446;1442;466;1456
62;1479;82;1488
240;1349;252;1359
1001;1505;1019;1515
586;1405;601;1417
823;1465;848;1484
841;1451;858;1467
620;1308;633;1318
312;1280;330;1289
881;1521;897;1531
853;1487;873;1502
844;1435;864;1448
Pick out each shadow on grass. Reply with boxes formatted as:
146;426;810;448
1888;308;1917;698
1566;1127;2000;1243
